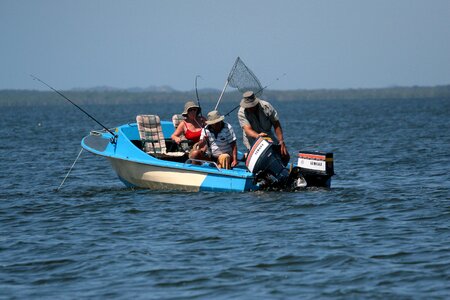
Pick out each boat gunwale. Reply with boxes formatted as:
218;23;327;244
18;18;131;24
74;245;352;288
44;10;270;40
81;123;255;180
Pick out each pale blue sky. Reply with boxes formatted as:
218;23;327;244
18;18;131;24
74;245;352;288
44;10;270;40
1;0;449;91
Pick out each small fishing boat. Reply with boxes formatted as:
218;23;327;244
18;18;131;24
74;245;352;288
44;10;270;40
81;115;334;192
33;57;334;192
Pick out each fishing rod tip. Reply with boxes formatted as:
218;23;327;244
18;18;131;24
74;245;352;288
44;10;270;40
29;74;40;82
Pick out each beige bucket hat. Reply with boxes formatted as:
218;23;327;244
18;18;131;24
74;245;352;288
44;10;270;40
205;110;225;125
240;91;260;108
181;101;201;116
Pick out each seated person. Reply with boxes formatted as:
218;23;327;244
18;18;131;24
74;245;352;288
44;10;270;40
196;110;238;169
171;101;206;159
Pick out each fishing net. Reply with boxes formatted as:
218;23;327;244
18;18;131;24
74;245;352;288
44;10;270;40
215;57;264;110
227;57;263;97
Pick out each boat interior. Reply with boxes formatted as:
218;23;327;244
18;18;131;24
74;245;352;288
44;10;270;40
122;114;247;167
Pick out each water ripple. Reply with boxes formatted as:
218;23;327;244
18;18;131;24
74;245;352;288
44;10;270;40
1;99;450;299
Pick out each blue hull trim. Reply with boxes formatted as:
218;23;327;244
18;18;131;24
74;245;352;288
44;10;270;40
81;122;259;192
117;175;137;188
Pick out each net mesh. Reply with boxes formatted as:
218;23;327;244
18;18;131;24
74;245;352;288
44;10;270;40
227;57;263;96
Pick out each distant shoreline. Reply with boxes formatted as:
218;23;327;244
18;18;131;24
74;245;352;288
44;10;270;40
1;85;449;106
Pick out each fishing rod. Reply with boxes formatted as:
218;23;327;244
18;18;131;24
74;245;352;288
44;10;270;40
255;72;287;96
194;75;214;157
224;73;287;117
195;75;203;117
30;75;117;141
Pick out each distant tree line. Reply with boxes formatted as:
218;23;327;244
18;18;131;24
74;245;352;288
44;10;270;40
1;85;449;107
266;85;450;102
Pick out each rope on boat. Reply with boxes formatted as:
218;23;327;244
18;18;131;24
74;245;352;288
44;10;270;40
56;148;84;191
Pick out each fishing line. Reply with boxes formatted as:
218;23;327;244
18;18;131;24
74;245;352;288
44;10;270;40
56;148;83;191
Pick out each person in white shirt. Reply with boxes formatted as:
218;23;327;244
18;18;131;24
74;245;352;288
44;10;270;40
197;110;238;169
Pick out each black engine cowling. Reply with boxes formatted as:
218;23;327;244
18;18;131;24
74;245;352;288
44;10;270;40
246;138;295;189
246;137;334;190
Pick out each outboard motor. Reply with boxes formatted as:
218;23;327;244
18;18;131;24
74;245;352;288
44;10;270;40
246;137;302;190
246;138;335;190
297;151;334;188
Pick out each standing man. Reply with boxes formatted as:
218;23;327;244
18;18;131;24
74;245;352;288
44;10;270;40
238;91;290;164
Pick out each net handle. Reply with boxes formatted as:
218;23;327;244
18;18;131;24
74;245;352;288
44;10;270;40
214;57;240;111
215;79;229;110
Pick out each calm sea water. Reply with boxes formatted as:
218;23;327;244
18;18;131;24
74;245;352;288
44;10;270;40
1;97;449;299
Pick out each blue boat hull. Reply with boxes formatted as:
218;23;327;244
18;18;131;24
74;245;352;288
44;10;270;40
81;122;258;192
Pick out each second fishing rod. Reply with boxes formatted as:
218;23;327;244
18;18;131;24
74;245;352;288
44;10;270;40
223;72;287;117
30;75;118;143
